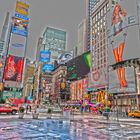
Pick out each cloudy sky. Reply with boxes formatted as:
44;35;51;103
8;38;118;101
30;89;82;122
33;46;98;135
0;0;86;60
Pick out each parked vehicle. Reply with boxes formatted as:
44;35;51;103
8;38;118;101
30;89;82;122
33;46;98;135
128;110;140;118
0;103;18;115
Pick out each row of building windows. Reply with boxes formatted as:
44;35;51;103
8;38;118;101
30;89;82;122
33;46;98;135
92;3;109;23
92;63;107;70
90;1;109;72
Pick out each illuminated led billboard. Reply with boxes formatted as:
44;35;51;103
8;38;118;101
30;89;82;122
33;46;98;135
4;55;24;82
15;1;29;16
8;34;26;57
42;64;54;73
40;50;51;62
67;51;91;80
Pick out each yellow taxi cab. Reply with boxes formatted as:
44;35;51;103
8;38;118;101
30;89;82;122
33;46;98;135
128;110;140;118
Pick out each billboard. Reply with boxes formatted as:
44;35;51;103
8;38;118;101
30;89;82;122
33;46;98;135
107;0;140;91
90;68;108;89
109;67;136;93
12;1;29;37
11;14;28;37
67;52;91;80
3;91;22;99
4;55;24;82
40;50;51;62
42;64;54;73
8;34;26;57
57;51;73;64
15;1;29;16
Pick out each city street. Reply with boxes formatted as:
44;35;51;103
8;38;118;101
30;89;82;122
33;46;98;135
0;0;140;139
0;113;140;140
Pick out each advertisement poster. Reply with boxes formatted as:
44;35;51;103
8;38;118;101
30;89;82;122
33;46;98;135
16;1;29;16
109;67;136;93
42;64;54;72
107;0;140;92
12;13;29;37
12;1;29;36
9;34;26;57
4;55;24;82
40;50;51;62
57;51;73;64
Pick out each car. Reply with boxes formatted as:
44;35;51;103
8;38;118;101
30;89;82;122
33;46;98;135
0;103;18;115
128;110;140;118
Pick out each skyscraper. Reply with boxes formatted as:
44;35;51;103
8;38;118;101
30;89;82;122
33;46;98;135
0;12;10;82
77;19;86;56
90;0;109;90
42;27;66;65
86;0;101;51
0;12;10;55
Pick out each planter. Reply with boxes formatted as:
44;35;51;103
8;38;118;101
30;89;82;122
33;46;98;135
32;113;39;119
18;113;24;119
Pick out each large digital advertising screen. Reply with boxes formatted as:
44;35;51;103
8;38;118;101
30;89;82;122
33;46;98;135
107;0;140;92
67;52;91;80
12;1;29;37
12;13;29;37
8;34;26;57
42;64;54;73
40;50;51;62
4;55;24;82
15;1;29;16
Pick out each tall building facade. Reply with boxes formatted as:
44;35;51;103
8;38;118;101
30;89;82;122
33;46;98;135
42;27;66;65
89;0;140;111
77;19;86;56
36;37;43;62
3;1;30;99
90;0;109;90
86;0;100;51
0;12;10;83
22;60;35;98
0;12;10;55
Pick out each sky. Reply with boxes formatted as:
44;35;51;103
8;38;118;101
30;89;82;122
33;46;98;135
0;0;86;60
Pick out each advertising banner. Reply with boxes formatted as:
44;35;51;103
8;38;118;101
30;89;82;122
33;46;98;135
107;0;140;92
67;52;91;80
3;91;22;99
16;1;29;16
11;19;28;37
4;55;24;82
40;50;51;62
42;64;54;72
8;34;26;57
13;1;29;36
90;68;108;89
57;51;73;64
109;67;136;93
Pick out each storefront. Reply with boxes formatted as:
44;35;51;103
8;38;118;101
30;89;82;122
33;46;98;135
113;94;140;112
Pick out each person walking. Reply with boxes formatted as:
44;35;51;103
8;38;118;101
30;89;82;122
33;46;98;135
26;104;28;114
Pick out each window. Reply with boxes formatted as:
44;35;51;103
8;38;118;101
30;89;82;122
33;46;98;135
98;12;100;19
101;9;103;16
107;3;109;11
104;6;107;14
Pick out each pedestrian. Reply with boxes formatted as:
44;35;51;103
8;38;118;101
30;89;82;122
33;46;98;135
29;105;31;112
26;104;28;114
